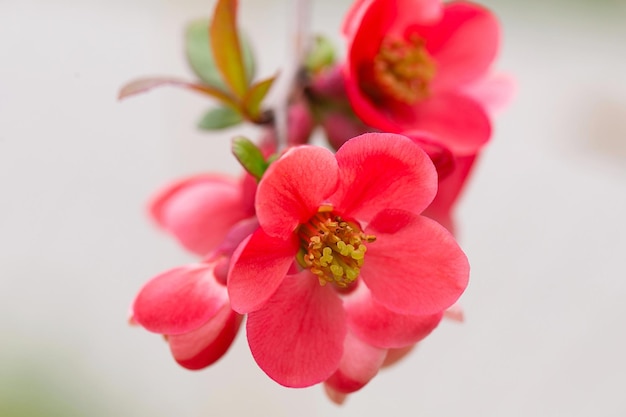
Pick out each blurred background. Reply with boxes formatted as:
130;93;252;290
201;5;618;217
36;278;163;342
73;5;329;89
1;0;625;415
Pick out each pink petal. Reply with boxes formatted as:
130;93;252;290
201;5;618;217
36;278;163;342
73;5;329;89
324;331;387;394
331;133;437;222
255;146;339;238
323;384;348;405
227;228;299;314
391;92;491;155
408;134;456;180
460;72;516;115
168;304;243;370
360;209;469;315
345;282;443;348
132;264;228;335
246;271;347;387
382;345;416;367
422;154;477;233
420;2;500;90
149;175;252;256
444;302;465;322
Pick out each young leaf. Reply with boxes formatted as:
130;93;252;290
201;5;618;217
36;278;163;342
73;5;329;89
210;0;248;98
197;106;243;130
242;75;275;122
118;77;238;109
186;19;256;91
185;19;228;90
231;136;268;180
305;35;337;73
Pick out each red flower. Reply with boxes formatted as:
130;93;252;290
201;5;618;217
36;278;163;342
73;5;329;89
228;133;469;387
150;174;256;256
131;261;242;370
343;0;501;155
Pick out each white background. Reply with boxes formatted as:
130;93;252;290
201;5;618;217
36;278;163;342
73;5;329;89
1;0;625;416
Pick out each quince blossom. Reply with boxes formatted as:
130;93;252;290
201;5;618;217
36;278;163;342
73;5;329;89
149;173;256;256
131;261;242;370
227;133;469;387
343;0;501;155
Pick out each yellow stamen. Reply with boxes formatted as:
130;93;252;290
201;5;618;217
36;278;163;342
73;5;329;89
297;206;376;288
372;34;436;104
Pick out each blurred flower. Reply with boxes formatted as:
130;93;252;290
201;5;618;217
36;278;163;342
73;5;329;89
342;0;501;155
227;133;469;387
131;261;242;370
149;174;256;256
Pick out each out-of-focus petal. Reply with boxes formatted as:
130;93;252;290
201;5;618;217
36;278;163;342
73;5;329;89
323;384;348;405
132;264;227;335
168;304;243;370
382;345;416;367
228;228;299;314
408;134;456;180
345;283;443;348
420;2;500;90
324;331;387;394
246;272;347;388
460;72;516;115
444;302;465;322
391;92;491;155
423;154;477;233
149;175;251;256
331;133;437;221
361;209;469;315
255;146;339;238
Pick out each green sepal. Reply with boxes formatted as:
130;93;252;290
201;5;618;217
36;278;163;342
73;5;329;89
231;136;269;180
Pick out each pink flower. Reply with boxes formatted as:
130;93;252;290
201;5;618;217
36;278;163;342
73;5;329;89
228;133;469;387
342;0;501;155
150;174;256;256
131;260;243;370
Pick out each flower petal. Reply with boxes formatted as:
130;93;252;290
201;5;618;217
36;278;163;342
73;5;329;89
391;92;491;155
324;331;387;394
168;304;243;370
421;2;500;89
345;282;443;348
132;264;227;335
423;154;477;233
360;209;469;315
382;345;416;367
256;146;339;238
323;384;348;405
149;175;252;256
227;228;298;314
246;271;347;388
331;133;438;222
460;72;516;115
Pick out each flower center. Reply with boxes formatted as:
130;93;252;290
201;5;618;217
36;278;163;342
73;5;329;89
372;34;436;104
297;205;376;288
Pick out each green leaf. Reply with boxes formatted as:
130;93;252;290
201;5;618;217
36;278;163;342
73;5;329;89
197;106;243;130
210;0;248;98
242;75;275;121
185;20;228;90
231;136;268;180
305;35;336;73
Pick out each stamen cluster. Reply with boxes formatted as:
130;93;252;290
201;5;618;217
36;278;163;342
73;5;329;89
297;206;376;287
373;35;436;103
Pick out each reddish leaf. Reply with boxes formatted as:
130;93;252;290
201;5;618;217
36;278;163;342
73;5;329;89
242;75;275;121
210;0;248;98
118;77;238;109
